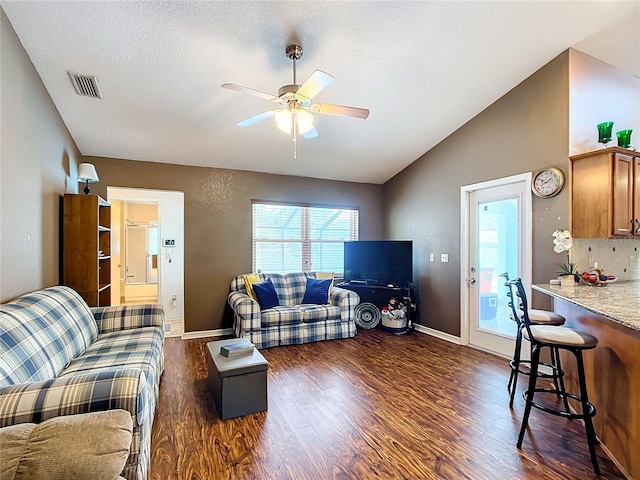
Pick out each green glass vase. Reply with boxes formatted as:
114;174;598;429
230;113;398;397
597;122;614;147
616;129;632;148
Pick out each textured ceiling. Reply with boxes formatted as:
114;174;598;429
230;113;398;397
2;1;638;184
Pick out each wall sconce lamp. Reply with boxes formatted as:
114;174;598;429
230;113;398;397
77;163;99;194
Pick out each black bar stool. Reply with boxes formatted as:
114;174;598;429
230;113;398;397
501;272;567;408
508;278;600;475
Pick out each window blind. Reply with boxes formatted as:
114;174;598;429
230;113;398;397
252;202;359;274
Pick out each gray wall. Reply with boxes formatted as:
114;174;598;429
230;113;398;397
0;9;81;302
88;157;384;332
383;52;571;336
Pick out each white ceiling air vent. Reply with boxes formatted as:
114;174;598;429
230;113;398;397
68;72;102;99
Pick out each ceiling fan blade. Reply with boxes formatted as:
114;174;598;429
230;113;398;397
221;83;275;101
302;127;318;139
296;70;334;100
236;110;275;127
314;103;370;119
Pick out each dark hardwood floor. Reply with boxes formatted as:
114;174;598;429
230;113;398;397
150;329;625;480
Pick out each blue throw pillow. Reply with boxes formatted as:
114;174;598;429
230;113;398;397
302;278;332;304
253;278;280;309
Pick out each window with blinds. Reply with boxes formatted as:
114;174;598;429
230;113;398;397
252;202;359;274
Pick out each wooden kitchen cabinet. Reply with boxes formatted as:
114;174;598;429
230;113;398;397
635;154;640;234
62;193;111;306
570;147;640;238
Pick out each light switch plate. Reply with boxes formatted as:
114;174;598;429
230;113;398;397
429;253;435;262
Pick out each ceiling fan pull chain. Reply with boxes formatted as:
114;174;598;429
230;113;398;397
293;115;297;159
293;136;297;160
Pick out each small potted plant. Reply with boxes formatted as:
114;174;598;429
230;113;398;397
552;229;579;285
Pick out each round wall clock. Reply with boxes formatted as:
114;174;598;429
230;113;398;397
532;167;565;198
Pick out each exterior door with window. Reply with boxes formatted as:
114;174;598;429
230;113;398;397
462;174;532;357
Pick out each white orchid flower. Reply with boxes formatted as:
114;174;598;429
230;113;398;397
552;229;573;253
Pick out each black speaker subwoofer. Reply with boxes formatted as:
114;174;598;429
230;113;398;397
354;302;381;329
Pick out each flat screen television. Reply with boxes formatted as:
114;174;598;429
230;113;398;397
343;240;413;286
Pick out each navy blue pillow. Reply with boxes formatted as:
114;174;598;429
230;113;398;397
302;278;332;304
253;278;280;309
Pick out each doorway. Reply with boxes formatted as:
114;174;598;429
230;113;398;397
107;186;185;338
461;173;532;358
123;201;159;303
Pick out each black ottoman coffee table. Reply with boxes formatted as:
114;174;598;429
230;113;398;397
206;338;268;420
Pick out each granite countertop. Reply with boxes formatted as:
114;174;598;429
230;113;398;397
533;281;640;331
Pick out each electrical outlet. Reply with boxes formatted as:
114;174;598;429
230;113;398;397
441;253;449;263
429;253;435;262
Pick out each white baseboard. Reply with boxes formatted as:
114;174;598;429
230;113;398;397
181;328;233;340
467;343;510;360
413;324;462;345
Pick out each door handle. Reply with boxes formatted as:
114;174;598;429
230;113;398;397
466;278;476;284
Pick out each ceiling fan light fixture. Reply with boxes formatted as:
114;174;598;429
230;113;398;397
274;107;314;135
296;109;314;134
275;108;292;134
222;43;367;145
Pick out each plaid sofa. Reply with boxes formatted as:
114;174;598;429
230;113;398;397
0;286;164;480
228;272;359;349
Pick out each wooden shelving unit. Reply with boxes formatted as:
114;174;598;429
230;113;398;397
62;193;111;306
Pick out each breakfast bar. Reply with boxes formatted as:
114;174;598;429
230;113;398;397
533;281;640;479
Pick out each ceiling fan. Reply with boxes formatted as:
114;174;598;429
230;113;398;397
221;44;369;141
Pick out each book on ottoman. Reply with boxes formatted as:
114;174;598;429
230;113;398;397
220;339;255;358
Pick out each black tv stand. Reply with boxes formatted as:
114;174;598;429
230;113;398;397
341;282;415;333
339;280;399;288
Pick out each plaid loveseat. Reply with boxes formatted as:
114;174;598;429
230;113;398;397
0;286;164;480
228;272;359;349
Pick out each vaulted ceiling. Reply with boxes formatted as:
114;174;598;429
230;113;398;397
2;1;638;184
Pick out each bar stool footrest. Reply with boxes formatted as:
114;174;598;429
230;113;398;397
510;360;563;379
523;387;596;419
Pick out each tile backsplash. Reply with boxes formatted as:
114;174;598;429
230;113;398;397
572;238;640;281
